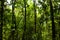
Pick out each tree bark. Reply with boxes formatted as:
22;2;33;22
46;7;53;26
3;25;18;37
50;0;56;40
8;0;17;40
0;0;4;40
22;0;26;40
34;0;36;33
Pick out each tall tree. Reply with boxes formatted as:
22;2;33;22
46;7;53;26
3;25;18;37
8;0;17;40
33;0;37;40
11;0;17;40
22;0;26;40
50;0;56;40
0;0;4;40
33;0;36;33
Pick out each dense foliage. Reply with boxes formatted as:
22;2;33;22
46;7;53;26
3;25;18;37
0;0;60;40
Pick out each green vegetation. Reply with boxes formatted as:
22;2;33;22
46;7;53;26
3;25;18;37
0;0;60;40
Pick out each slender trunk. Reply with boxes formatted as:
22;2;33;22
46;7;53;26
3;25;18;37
0;0;4;40
33;0;37;40
22;0;26;40
33;0;36;34
50;0;56;40
8;0;17;40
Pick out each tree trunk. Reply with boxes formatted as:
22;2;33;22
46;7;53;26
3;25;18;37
8;0;17;40
33;0;36;33
22;0;26;40
50;0;56;40
0;0;4;40
33;0;37;40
